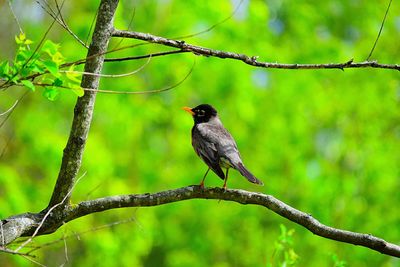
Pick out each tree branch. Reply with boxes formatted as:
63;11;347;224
112;29;400;71
1;186;399;257
47;0;119;209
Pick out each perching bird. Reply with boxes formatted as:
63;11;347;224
183;104;264;189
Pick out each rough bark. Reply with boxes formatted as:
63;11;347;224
48;0;119;208
0;0;119;246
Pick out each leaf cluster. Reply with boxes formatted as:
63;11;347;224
0;33;83;100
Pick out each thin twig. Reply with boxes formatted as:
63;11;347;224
366;0;392;60
58;54;151;78
33;59;194;94
26;216;138;254
36;0;88;48
0;247;35;257
85;6;98;46
7;0;25;43
110;7;136;51
172;0;244;40
0;99;19;116
0;91;29;130
14;172;86;253
21;254;47;267
61;228;69;266
104;50;187;63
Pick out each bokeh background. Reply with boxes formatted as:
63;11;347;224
1;0;400;266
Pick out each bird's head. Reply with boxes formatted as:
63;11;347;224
183;104;218;124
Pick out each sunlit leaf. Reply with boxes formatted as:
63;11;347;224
71;84;84;97
43;60;59;75
42;86;59;101
42;40;59;56
0;61;10;78
21;79;35;91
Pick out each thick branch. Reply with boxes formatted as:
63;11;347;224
112;29;400;71
47;0;119;208
67;186;400;257
2;186;399;257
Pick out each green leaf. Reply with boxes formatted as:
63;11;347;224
15;34;23;45
0;61;10;78
67;82;84;97
42;87;59;101
71;85;84;97
21;80;35;91
53;78;63;87
52;52;65;65
24;39;33;45
43;60;59;75
42;40;59;56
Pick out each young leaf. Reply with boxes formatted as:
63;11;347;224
43;60;59;75
43;86;59;101
0;61;10;78
24;39;33;45
71;84;84;97
21;80;35;91
42;40;59;56
53;78;63;87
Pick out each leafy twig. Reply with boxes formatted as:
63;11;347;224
33;59;194;94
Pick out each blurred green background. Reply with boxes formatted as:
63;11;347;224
1;0;400;266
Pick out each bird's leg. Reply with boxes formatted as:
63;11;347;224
222;168;229;190
200;168;210;188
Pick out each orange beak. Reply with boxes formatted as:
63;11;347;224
182;106;195;115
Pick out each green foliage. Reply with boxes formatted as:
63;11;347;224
269;224;299;267
1;0;400;266
0;33;83;100
331;253;347;267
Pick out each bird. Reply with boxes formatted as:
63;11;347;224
183;104;264;189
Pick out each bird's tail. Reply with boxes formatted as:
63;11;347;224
237;163;264;186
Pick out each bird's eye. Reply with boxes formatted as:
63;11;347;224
198;109;205;116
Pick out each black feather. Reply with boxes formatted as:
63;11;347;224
236;163;264;185
192;125;225;180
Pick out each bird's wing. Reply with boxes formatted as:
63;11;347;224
192;126;225;179
195;118;264;186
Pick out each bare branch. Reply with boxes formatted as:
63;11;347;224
85;5;98;47
36;0;89;48
68;186;400;258
104;50;188;63
0;91;29;130
112;30;400;71
7;0;25;38
0;99;19;117
2;186;399;257
58;54;151;78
